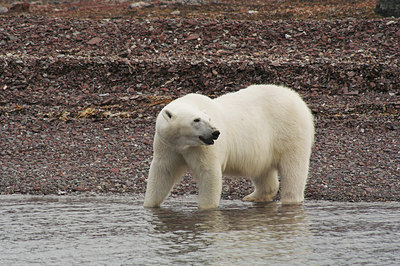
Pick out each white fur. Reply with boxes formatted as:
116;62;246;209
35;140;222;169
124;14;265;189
143;84;314;209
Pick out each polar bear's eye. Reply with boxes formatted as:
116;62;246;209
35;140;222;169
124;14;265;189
193;118;201;123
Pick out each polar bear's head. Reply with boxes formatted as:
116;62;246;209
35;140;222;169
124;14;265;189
156;106;220;147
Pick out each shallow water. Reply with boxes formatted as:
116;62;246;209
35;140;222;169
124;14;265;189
1;195;399;265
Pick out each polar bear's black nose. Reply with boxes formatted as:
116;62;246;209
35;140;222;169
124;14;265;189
212;130;220;140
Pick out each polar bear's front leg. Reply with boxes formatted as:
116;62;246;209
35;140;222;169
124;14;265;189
143;154;186;208
197;170;222;210
184;148;222;210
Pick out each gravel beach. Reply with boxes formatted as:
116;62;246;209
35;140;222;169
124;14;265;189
0;0;399;202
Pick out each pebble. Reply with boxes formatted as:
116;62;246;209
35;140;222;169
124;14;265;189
0;6;8;13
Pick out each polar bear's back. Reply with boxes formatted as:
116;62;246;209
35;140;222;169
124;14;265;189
214;84;312;125
216;85;306;112
215;84;312;127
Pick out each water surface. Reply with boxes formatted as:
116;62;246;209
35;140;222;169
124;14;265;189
1;195;399;265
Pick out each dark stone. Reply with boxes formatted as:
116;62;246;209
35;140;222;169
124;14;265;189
9;2;30;13
375;0;400;17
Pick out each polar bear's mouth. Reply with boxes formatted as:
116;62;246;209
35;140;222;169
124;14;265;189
199;130;220;145
199;136;215;145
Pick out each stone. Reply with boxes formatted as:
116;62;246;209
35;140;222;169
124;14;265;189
375;0;400;17
0;6;8;13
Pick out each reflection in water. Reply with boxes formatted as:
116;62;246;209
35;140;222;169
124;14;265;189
149;202;310;264
1;195;399;265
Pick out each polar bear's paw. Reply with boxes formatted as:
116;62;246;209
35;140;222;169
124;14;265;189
242;192;275;202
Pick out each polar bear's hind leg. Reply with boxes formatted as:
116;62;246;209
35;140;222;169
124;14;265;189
243;169;279;202
278;151;310;204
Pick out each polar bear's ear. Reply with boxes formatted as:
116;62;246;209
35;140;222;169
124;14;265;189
162;109;174;121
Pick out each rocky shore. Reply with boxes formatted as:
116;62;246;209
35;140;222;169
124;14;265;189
0;0;399;202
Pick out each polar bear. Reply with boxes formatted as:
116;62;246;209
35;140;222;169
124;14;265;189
143;84;314;210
